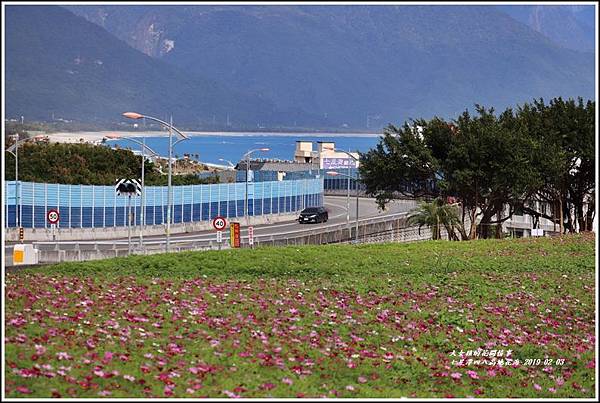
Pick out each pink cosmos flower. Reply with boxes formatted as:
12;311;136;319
103;351;113;363
346;385;355;391
451;372;462;380
56;352;71;360
358;376;367;384
466;370;479;380
16;386;31;394
223;390;240;398
534;384;542;391
123;374;135;382
282;377;293;385
34;344;47;355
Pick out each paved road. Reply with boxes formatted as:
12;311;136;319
4;196;417;265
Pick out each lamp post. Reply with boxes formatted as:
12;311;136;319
241;148;270;224
9;133;19;228
7;134;44;229
122;112;189;252
105;134;159;250
218;158;236;170
323;146;359;240
326;170;360;243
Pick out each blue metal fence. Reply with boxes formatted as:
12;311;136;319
4;179;324;228
235;168;365;190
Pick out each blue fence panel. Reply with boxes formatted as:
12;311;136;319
5;179;324;228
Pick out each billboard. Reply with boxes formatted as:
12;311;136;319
321;157;357;169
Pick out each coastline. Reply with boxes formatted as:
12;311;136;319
43;130;383;144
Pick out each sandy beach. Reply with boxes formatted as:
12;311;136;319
43;130;382;144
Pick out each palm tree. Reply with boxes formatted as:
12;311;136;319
407;198;460;240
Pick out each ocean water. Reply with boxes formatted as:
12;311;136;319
107;133;382;166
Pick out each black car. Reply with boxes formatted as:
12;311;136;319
298;207;328;223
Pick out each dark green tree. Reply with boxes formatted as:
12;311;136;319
360;99;589;239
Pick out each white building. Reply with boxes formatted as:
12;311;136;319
294;141;359;169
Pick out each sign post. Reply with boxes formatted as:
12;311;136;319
115;179;142;255
230;222;241;248
212;216;227;250
248;226;254;248
216;230;223;250
47;209;60;242
127;194;132;254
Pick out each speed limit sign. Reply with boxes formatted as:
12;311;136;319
47;209;60;224
212;216;227;231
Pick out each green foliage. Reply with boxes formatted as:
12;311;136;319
4;142;217;186
360;97;595;239
23;234;594;280
407;198;461;240
8;235;595;398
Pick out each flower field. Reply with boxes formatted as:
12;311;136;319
4;234;596;398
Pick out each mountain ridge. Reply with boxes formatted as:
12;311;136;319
5;5;327;128
6;5;596;130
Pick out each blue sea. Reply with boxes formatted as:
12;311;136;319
107;132;382;166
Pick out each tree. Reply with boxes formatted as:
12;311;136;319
4;142;219;186
407;198;461;240
518;97;595;233
360;98;593;239
444;105;541;239
359;120;440;210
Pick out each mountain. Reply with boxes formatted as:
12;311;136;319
67;5;595;129
6;5;595;130
495;5;595;52
4;5;314;128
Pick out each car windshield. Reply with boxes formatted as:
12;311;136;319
302;208;320;214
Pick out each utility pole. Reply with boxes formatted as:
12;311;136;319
166;115;173;252
16;132;20;228
245;153;250;224
127;194;132;255
140;137;146;250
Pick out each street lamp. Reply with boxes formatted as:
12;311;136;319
327;170;360;243
122;112;189;252
6;134;45;229
241;148;270;224
323;146;359;239
105;134;159;250
218;158;236;170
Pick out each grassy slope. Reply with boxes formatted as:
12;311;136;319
5;235;596;398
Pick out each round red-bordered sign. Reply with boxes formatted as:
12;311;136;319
212;216;227;231
47;209;60;224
